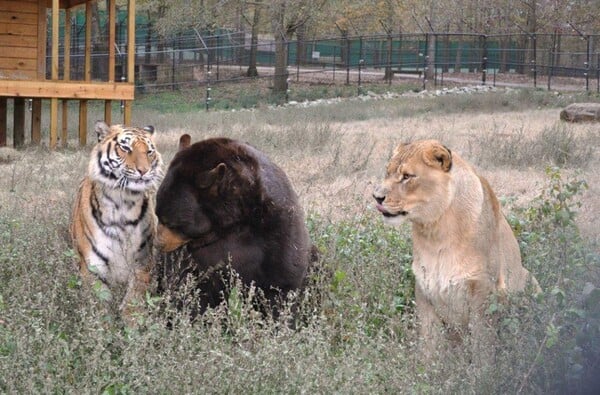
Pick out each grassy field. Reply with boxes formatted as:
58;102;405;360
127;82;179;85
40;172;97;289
1;87;599;393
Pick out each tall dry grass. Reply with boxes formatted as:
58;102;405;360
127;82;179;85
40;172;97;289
0;88;599;393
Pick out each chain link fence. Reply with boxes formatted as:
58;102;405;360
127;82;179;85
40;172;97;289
53;23;600;95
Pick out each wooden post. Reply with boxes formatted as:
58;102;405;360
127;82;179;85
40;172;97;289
78;0;93;146
14;98;25;147
31;99;42;144
62;101;69;146
50;98;58;148
105;0;116;124
125;0;136;124
34;1;46;148
124;101;132;125
62;8;72;147
79;101;88;145
0;98;6;147
85;2;92;82
50;0;60;149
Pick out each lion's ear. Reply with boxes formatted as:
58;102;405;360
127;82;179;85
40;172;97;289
197;162;227;189
424;143;452;172
392;142;408;157
178;134;192;151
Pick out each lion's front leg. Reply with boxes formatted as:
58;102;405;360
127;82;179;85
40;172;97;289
465;280;498;366
415;283;446;361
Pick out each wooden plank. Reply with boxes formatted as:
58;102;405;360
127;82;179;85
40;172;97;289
37;0;47;78
0;1;38;14
0;58;37;71
0;35;37;47
104;100;112;125
127;0;135;84
51;0;59;80
0;23;38;36
84;1;91;81
44;0;89;8
64;8;71;80
30;98;41;144
78;99;87;146
0;70;37;80
0;47;38;59
50;97;58;148
124;100;131;125
107;0;115;82
0;97;6;147
0;13;38;26
0;80;135;100
13;97;25;147
61;100;68;146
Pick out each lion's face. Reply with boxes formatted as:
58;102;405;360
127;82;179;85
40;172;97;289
373;140;454;226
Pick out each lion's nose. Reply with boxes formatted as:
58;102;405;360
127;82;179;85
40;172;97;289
373;195;385;204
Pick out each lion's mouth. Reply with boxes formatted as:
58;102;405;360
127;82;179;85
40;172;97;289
375;203;408;217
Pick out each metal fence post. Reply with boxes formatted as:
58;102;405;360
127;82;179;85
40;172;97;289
423;33;429;90
532;33;537;88
597;52;599;93
358;36;363;94
481;34;487;85
171;38;176;90
346;35;350;85
548;31;557;90
585;35;590;91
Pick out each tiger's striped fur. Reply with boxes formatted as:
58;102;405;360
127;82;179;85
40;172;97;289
70;121;164;316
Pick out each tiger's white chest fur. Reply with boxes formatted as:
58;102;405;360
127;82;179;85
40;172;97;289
87;183;156;286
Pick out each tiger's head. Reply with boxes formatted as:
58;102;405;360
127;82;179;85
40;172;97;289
89;121;164;192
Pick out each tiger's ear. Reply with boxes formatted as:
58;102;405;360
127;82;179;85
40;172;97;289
143;125;155;135
94;121;111;142
197;162;226;189
423;142;452;172
178;134;192;151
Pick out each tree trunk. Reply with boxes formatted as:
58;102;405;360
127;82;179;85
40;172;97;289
273;32;289;95
454;34;463;73
499;34;509;73
246;5;260;77
234;4;245;65
296;23;307;65
384;34;393;80
272;4;289;96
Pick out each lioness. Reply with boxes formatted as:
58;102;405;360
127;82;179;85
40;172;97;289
373;140;540;360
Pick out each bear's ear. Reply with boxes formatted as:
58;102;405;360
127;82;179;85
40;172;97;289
197;162;227;189
178;134;192;151
423;142;452;172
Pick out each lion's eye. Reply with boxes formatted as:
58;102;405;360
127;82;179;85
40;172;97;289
400;173;414;182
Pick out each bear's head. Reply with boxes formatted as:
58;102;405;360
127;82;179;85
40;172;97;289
155;135;262;252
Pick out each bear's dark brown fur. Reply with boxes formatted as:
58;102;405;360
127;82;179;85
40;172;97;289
154;135;314;317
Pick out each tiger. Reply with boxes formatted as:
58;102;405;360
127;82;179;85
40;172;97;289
70;121;164;320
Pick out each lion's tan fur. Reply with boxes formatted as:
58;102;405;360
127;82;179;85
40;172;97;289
374;139;540;360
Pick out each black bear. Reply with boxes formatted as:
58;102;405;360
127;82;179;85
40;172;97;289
155;135;314;317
